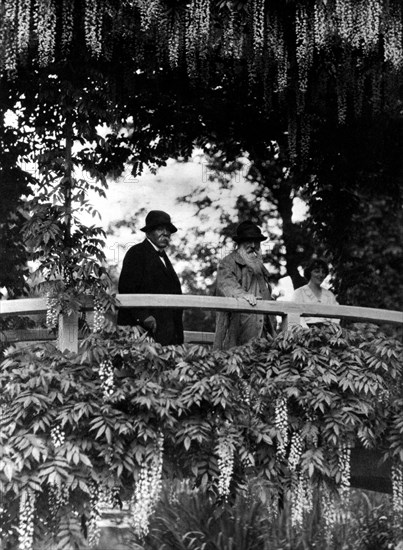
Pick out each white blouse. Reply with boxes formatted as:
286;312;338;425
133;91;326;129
292;284;339;327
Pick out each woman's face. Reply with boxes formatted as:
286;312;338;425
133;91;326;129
310;266;327;285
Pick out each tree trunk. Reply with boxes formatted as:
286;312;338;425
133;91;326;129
272;177;306;291
63;116;73;284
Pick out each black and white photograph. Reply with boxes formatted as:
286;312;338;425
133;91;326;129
0;1;402;549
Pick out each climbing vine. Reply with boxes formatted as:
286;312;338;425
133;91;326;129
0;1;401;166
2;1;402;74
0;323;402;548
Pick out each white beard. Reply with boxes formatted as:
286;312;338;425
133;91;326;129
238;246;264;274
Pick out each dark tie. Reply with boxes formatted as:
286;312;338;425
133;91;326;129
157;250;167;268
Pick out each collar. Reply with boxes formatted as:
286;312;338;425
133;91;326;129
304;285;323;301
146;238;164;254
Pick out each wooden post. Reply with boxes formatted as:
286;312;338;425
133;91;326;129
281;312;301;331
58;312;79;353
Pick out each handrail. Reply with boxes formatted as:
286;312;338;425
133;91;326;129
116;294;403;325
0;297;48;316
1;294;401;324
0;294;401;352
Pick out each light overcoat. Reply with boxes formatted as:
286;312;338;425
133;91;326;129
213;251;276;350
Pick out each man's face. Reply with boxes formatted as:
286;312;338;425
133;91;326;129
147;225;172;249
239;240;261;258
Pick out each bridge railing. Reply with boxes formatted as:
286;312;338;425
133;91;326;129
0;294;402;352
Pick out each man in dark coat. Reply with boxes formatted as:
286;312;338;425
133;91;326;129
117;210;184;345
214;220;276;350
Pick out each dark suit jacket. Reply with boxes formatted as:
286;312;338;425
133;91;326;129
117;239;184;345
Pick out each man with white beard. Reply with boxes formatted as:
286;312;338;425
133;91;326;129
213;220;277;350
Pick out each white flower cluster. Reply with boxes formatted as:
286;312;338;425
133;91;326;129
87;483;102;548
359;0;382;53
50;425;65;448
313;0;327;50
392;464;403;517
36;0;56;67
87;481;115;547
252;0;265;58
99;359;114;400
339;445;351;501
17;0;30;55
379;388;391;404
321;485;337;546
266;12;287;93
84;0;103;57
131;434;164;539
275;396;288;459
0;501;13;541
216;433;235;499
221;8;243;60
265;491;280;522
61;0;74;55
167;15;182;69
288;431;303;471
18;489;35;550
46;292;58;329
240;450;254;470
296;3;313;93
335;0;355;42
384;1;403;70
239;379;251;406
185;0;210;79
291;472;313;529
97;485;115;514
93;299;105;333
3;0;18;75
137;0;160;32
49;482;69;520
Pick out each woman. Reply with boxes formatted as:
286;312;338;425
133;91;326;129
292;259;339;327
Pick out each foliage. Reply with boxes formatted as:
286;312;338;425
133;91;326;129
0;65;125;315
305;115;403;311
1;0;402;147
0;103;33;296
139;483;271;550
106;58;401;306
122;484;399;550
0;323;402;548
0;0;401;309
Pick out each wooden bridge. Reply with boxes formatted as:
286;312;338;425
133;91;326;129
1;293;401;351
1;294;402;494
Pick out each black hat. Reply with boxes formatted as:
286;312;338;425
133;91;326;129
232;220;267;243
140;210;178;233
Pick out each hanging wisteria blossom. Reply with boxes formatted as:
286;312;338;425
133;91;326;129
216;431;235;499
275;395;288;459
131;433;164;538
18;489;36;550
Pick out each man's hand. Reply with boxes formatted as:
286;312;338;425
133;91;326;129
143;316;157;333
243;294;260;306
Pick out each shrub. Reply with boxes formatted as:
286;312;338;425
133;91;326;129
0;323;402;549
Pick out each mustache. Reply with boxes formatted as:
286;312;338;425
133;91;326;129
245;247;261;256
